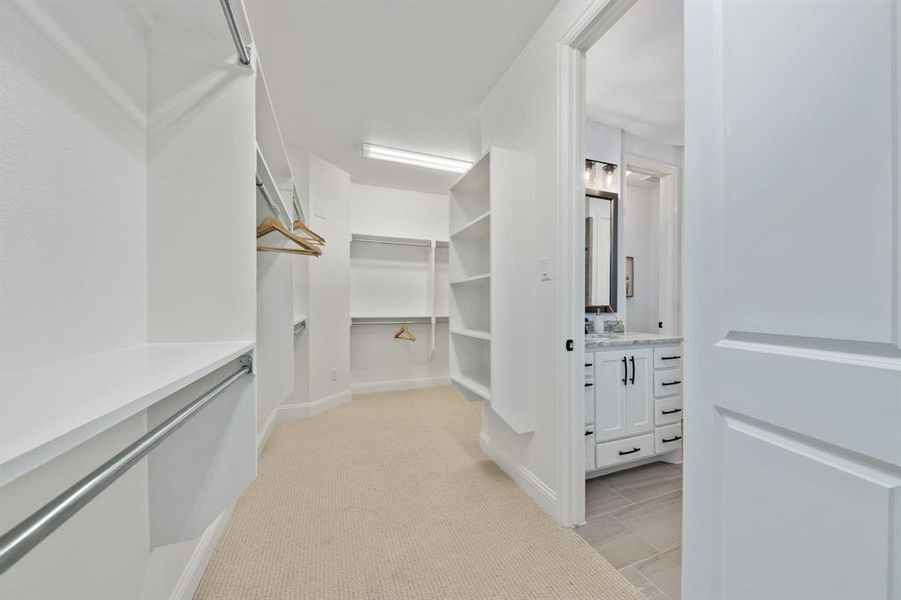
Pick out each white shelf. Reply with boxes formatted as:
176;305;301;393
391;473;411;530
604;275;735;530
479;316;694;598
451;374;491;401
450;211;490;239
351;233;449;248
451;328;491;341
0;341;254;486
450;273;490;286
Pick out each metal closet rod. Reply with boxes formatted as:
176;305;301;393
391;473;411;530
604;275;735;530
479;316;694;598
256;175;281;220
219;0;251;66
353;238;432;248
0;355;253;575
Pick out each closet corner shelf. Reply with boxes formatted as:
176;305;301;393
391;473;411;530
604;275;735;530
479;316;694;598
450;211;490;239
351;233;429;247
451;375;491;402
450;273;490;286
450;328;490;341
0;340;255;486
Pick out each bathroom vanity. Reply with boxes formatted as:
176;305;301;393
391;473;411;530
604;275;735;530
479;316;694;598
584;332;683;475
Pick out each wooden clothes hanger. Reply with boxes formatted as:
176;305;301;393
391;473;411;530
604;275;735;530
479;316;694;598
292;219;325;245
256;216;322;256
394;324;416;342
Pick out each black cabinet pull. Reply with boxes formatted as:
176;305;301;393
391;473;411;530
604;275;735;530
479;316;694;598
661;435;682;443
661;408;682;415
618;447;641;456
661;355;681;361
585;363;592;367
629;356;636;384
621;357;627;385
585;430;594;436
584;383;593;387
661;380;682;386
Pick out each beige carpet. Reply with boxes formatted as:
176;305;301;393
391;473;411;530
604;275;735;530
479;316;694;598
195;386;642;600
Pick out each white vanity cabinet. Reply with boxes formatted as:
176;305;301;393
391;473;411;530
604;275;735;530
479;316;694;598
585;341;683;474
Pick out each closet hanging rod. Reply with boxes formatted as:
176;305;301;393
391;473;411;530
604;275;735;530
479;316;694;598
256;176;282;220
0;355;253;575
351;317;449;326
218;0;251;66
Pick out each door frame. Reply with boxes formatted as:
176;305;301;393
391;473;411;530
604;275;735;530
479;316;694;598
623;154;682;336
555;0;637;527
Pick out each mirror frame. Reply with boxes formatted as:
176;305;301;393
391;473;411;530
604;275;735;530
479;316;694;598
585;189;618;312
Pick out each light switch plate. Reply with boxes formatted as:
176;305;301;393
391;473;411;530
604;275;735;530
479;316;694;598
539;257;552;281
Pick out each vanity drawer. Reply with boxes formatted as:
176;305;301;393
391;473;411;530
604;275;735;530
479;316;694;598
585;426;596;471
654;368;682;397
595;433;655;468
655;396;683;426
653;345;683;369
655;423;683;454
584;383;595;424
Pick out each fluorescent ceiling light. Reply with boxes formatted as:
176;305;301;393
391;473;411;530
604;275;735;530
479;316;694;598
362;143;472;174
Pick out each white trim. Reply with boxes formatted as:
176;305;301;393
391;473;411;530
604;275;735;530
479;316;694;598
479;432;557;517
257;408;278;455
169;507;233;600
556;0;641;528
277;389;351;420
351;376;450;395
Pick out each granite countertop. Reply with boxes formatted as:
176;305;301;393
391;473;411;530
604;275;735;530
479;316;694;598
586;332;683;349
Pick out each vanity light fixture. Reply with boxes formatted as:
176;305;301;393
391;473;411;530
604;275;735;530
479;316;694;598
361;143;472;174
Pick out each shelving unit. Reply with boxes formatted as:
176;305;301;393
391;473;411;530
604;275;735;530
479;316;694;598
0;2;264;597
448;147;535;433
349;233;450;391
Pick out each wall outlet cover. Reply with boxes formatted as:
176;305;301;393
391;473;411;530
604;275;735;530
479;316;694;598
330;367;338;381
539;257;552;282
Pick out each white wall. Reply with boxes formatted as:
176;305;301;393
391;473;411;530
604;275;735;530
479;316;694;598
287;148;351;406
349;183;448;240
0;0;147;374
623;181;659;332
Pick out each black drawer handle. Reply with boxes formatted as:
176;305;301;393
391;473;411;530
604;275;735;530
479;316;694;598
585;430;594;436
661;435;682;443
585;363;592;367
584;383;593;387
629;355;636;384
661;355;681;360
618;447;641;456
621;357;627;385
661;380;682;386
661;408;682;415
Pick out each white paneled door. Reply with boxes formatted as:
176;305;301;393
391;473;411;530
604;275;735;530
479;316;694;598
683;1;901;599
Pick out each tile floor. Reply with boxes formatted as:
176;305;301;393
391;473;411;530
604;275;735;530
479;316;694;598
577;461;682;600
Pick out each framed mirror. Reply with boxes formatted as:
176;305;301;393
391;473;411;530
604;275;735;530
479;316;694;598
585;159;618;311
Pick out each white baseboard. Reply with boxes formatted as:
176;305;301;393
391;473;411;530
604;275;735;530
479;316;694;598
277;389;351;420
478;432;557;517
257;408;278;456
170;506;232;600
351;376;450;395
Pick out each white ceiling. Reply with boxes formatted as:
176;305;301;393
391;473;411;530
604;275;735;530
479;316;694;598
243;0;556;194
586;0;684;146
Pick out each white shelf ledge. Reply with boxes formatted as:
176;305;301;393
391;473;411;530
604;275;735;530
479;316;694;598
0;341;254;486
450;273;490;286
450;211;490;239
451;374;491;402
451;328;491;341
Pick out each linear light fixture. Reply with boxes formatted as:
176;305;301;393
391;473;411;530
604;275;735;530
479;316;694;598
361;143;472;174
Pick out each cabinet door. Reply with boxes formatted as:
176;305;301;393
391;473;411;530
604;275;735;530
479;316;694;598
626;348;653;436
593;351;628;442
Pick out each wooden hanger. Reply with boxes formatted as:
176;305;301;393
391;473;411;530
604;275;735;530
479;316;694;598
292;219;326;246
394;324;416;342
256;217;322;256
